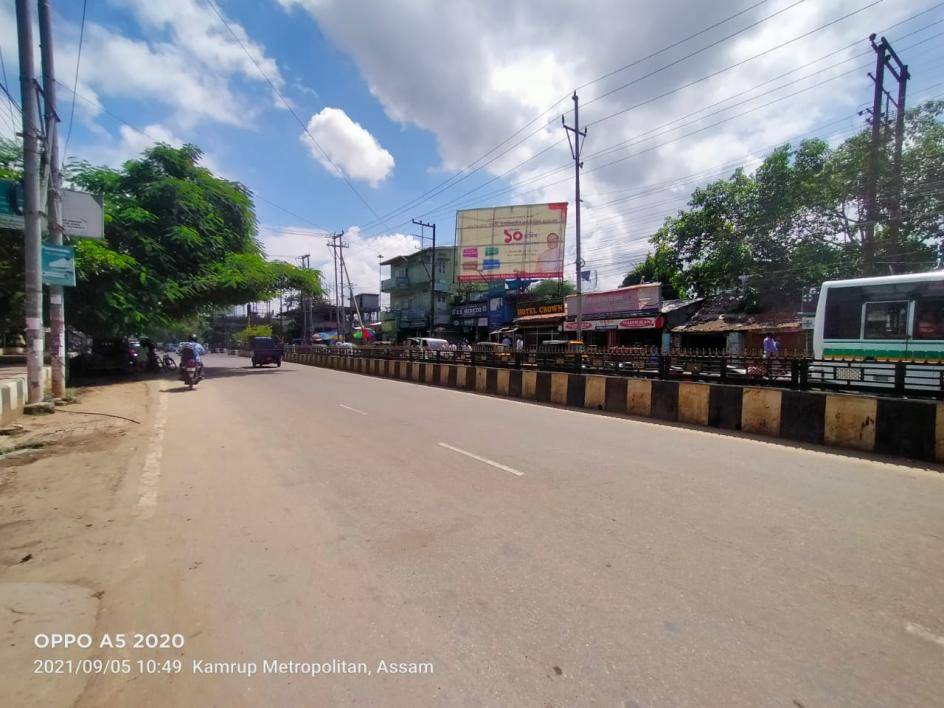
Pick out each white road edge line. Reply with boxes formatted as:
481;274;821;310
339;403;367;415
905;621;944;649
133;391;168;518
437;442;524;477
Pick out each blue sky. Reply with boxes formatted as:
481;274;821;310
2;0;943;297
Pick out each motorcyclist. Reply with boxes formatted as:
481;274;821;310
179;335;206;377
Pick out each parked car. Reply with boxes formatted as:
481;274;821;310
77;337;143;375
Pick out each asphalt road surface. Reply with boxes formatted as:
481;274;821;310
76;355;944;705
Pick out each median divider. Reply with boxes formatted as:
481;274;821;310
284;352;944;465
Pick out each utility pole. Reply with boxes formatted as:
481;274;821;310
412;219;436;337
296;254;310;342
563;92;587;341
862;34;910;275
16;0;45;405
327;232;347;340
862;37;886;277
38;0;65;398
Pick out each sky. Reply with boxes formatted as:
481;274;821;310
2;0;944;306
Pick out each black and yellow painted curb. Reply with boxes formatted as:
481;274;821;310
286;354;943;464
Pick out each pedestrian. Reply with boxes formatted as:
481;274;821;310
763;332;779;359
515;337;524;352
501;334;512;348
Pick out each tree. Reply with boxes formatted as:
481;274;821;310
623;101;944;305
61;144;321;335
527;279;577;300
233;324;273;348
3;141;321;337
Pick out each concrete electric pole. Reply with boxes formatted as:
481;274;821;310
411;219;436;338
15;0;45;405
863;34;909;276
563;92;587;341
38;0;66;398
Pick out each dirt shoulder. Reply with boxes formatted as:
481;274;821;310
0;378;158;707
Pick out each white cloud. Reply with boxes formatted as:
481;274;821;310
76;123;227;178
278;0;932;288
301;107;394;187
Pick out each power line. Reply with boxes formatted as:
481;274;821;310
364;1;928;236
203;0;388;225
356;0;783;232
0;43;20;135
62;0;87;164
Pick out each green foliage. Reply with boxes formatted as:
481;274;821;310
2;142;322;337
527;279;577;299
232;324;273;348
624;100;944;305
61;144;322;335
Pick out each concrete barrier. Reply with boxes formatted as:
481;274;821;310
282;352;944;465
0;366;52;425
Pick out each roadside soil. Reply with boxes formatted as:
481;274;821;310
0;378;158;707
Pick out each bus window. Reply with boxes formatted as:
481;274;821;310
863;301;908;339
915;299;944;339
824;287;863;338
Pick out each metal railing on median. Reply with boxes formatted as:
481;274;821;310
287;344;944;398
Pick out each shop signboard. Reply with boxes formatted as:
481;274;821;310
563;316;663;331
515;299;565;318
456;202;568;281
451;302;488;318
565;284;661;318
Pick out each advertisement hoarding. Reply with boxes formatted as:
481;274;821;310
565;284;661;318
456;203;567;282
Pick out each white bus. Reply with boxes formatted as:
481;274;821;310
813;271;944;362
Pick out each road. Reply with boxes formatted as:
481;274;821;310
13;354;944;706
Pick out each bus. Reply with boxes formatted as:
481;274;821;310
813;271;944;362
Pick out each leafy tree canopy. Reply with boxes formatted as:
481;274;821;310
622;101;944;307
527;279;577;299
1;141;321;336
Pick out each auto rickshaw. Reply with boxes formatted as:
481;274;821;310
250;336;283;367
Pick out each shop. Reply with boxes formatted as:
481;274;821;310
564;284;664;347
451;301;489;342
563;315;665;347
512;298;565;346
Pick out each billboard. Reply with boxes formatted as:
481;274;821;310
565;284;661;318
456;202;567;282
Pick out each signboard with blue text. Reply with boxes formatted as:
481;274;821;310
41;244;76;286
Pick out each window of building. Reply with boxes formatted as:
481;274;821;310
863;301;909;339
437;258;447;275
915;299;944;340
436;293;447;304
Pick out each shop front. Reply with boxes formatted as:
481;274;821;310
451;301;489;342
564;284;665;347
512;298;565;346
563;315;665;347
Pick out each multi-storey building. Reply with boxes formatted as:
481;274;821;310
380;247;456;341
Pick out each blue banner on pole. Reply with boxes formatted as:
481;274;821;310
41;244;76;287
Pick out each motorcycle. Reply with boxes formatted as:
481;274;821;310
178;349;203;390
162;353;177;371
